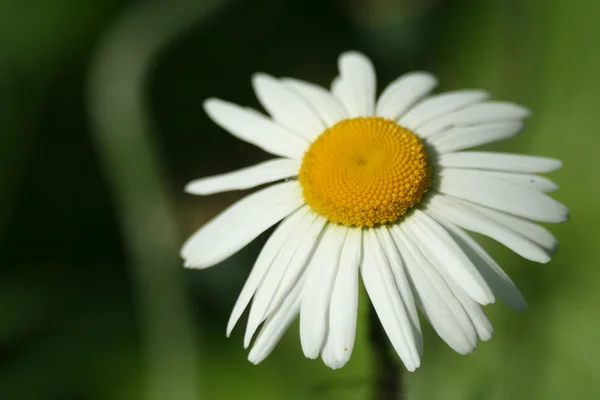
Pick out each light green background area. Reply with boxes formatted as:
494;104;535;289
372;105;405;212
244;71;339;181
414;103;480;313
1;0;598;399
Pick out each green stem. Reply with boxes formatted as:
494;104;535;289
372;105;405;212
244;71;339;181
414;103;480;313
370;303;403;400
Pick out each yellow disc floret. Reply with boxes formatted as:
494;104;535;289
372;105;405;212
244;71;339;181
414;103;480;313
298;117;432;227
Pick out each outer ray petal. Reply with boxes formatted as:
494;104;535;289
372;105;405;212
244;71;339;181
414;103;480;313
418;102;530;139
203;98;308;159
466;203;558;252
405;210;495;305
252;73;325;140
243;209;317;347
337;51;376;116
399;90;488;130
181;181;303;268
300;224;347;359
438;151;563;173
225;205;308;336
425;194;551;263
438;169;568;223
430;215;527;311
283;78;348;128
375;226;423;356
362;229;420;371
266;215;328;316
391;225;478;354
375;72;437;120
402;217;493;341
185;158;300;195
248;275;306;364
455;170;559;193
429;121;524;153
444;281;494;341
321;228;362;369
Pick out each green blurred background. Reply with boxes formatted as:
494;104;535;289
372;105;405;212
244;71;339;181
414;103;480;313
1;0;598;399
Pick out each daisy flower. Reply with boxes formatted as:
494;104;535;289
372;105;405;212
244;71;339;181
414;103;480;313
181;51;567;370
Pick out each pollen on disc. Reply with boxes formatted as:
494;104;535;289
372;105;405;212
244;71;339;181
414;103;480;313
298;117;432;227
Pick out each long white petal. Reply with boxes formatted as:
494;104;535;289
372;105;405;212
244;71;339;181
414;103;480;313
399;90;488;130
374;226;423;356
425;195;550;263
391;225;478;354
403;215;493;340
455;170;558;193
266;215;328;316
405;210;494;305
252;73;325;141
430;122;524;154
283;78;348;128
444;280;494;341
225;205;308;336
362;229;420;371
438;169;569;223
418;102;530;139
330;75;357;116
438;152;563;173
203;98;308;159
185;158;300;195
466;203;558;252
244;209;317;347
431;215;527;311
248;275;305;364
321;228;362;369
300;224;346;359
181;181;303;268
375;72;437;120
337;51;376;116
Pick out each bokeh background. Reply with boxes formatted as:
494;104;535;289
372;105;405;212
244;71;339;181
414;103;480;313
1;0;599;399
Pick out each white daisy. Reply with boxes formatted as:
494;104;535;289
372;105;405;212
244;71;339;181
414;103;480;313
181;51;568;370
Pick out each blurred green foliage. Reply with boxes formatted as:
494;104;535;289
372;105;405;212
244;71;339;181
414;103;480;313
1;0;599;399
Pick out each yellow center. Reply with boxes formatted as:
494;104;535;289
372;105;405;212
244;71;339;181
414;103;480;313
298;117;432;227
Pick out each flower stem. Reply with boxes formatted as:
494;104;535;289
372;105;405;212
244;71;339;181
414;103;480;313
369;303;403;400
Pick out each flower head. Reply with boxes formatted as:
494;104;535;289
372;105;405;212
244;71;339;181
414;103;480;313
181;51;568;370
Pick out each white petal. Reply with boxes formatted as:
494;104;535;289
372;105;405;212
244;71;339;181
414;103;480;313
337;51;376;116
391;225;478;354
361;229;420;371
432;216;527;311
203;98;308;159
244;209;317;347
181;181;303;268
331;75;357;116
266;215;328;316
225;205;308;336
399;90;488;130
405;210;494;305
430;122;524;154
466;203;558;252
445;281;493;341
375;72;437;120
437;169;569;223
283;78;348;127
425;195;550;263
418;102;530;139
445;169;558;193
437;152;563;173
248;275;305;364
414;221;494;341
185;158;300;195
321;228;362;370
300;224;347;359
252;73;325;141
374;226;423;356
